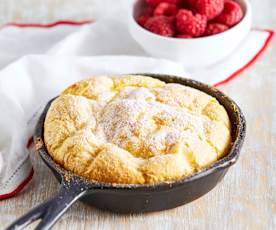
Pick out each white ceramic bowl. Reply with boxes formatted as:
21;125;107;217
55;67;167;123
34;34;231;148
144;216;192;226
128;0;252;68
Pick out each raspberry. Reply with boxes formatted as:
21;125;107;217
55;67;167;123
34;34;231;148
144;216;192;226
144;16;175;37
154;3;178;16
205;23;229;36
215;0;244;26
137;7;153;26
137;15;150;26
176;9;207;37
176;34;193;38
190;0;224;20
146;0;179;8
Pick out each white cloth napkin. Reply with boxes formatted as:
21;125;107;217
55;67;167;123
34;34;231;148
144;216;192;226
0;15;273;198
0;16;273;85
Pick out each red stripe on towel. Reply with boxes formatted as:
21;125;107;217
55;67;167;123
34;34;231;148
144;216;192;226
2;20;93;29
0;168;34;200
214;29;274;87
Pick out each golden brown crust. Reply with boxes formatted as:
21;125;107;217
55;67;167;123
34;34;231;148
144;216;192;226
44;75;231;184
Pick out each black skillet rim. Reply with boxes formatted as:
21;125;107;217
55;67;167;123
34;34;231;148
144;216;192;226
35;73;246;192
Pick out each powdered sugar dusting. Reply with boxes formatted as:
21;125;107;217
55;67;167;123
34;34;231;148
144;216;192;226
99;86;209;158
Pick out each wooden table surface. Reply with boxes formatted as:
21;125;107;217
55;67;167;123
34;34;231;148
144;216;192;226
0;1;275;230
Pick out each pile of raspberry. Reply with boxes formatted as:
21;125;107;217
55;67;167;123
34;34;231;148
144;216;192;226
137;0;244;38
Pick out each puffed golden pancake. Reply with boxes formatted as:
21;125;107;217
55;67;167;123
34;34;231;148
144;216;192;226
44;75;231;184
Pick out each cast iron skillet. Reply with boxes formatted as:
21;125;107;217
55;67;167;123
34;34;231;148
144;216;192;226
6;74;246;230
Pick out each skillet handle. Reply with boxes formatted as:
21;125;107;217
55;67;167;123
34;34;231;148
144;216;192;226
6;179;88;230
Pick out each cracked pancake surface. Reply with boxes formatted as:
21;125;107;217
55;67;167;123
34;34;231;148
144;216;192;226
44;75;231;184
